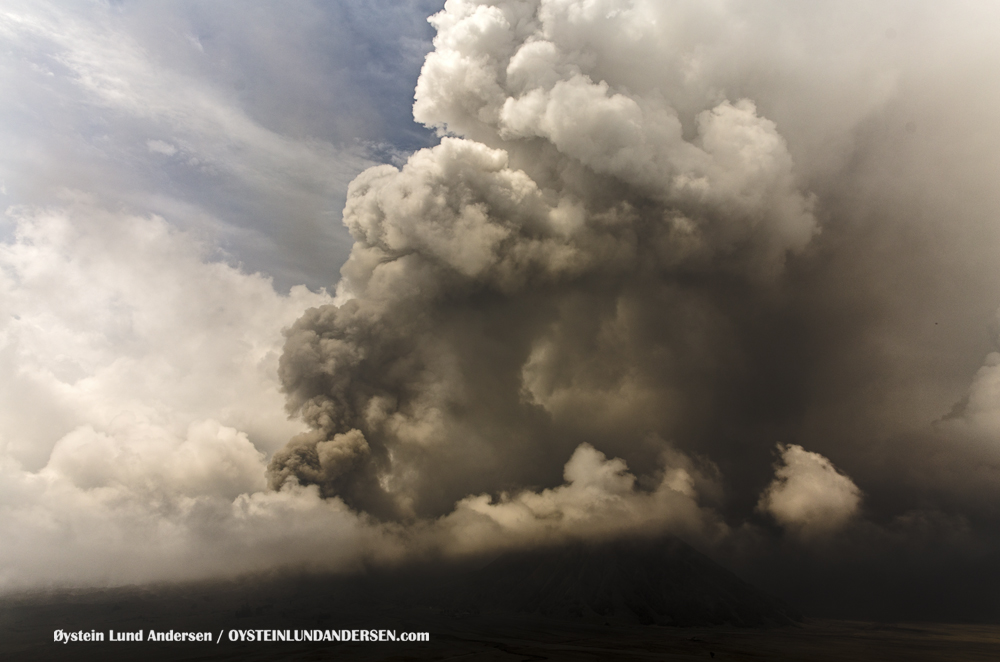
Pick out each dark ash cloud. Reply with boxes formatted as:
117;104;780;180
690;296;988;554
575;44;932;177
267;1;1000;616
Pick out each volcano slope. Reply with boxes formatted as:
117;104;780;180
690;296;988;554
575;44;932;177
455;534;799;627
3;539;999;661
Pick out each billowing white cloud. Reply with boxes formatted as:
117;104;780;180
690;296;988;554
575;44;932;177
0;198;347;589
757;444;862;539
0;449;384;588
0;197;333;468
433;443;726;555
414;0;817;277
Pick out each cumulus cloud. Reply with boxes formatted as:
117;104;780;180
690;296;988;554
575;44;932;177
0;198;349;589
433;443;726;555
757;444;862;539
415;0;817;276
0;197;332;467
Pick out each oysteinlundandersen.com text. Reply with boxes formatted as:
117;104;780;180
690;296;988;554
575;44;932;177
53;628;430;644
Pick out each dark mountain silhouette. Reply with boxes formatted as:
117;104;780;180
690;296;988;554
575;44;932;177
0;534;802;660
455;534;800;626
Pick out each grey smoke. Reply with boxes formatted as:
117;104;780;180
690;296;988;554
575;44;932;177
270;0;1000;578
269;0;839;526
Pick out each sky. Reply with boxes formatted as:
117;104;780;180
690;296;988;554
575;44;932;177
3;0;1000;621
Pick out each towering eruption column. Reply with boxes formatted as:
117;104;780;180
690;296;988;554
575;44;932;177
269;0;817;528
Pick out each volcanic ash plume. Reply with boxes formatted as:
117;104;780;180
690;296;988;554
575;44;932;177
268;0;819;523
